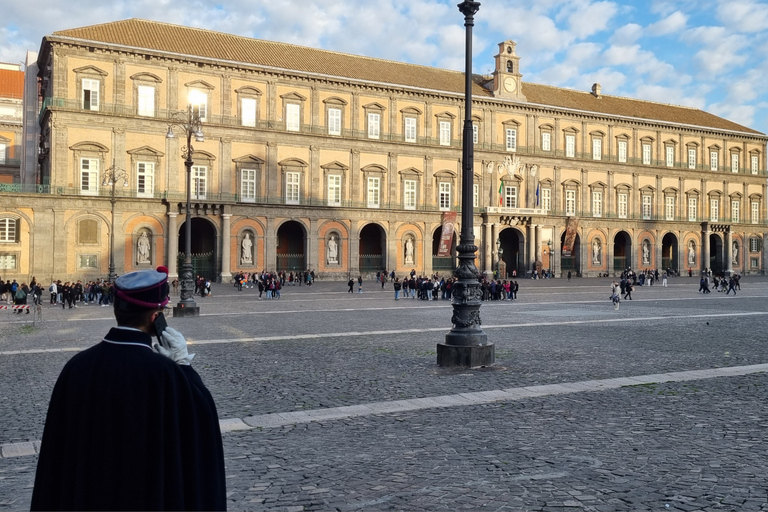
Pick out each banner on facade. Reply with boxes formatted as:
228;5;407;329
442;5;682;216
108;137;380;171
437;212;458;257
562;217;579;257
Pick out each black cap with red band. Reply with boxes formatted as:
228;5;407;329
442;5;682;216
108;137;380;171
114;266;170;310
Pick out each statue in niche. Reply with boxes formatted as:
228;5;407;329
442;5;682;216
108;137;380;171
642;240;650;265
404;237;414;265
241;233;253;265
732;241;739;264
592;239;601;265
137;232;151;263
327;235;338;264
688;241;696;266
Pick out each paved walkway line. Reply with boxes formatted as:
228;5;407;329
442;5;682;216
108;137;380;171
4;363;767;459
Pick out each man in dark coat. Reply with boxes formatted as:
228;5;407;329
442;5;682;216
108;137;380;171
31;266;226;511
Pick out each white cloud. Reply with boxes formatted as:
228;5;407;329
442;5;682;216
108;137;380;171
584;68;627;93
567;1;619;39
566;43;603;65
708;101;756;128
609;23;643;45
716;0;768;33
635;84;706;110
647;11;688;35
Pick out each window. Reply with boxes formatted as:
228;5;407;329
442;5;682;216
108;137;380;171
405;117;417;143
285;171;300;204
439;182;451;210
642;195;652;220
642;143;651;165
688;148;696;169
666;196;675;221
565;189;576;215
751;257;759;268
80;158;99;195
189;89;207;121
0;142;6;164
286;103;300;132
750;237;760;252
710;198;719;222
367;177;380;208
665;146;675;167
326;108;341;136
242;97;257;127
404;180;416;210
731;153;739;173
473;184;479;208
710;151;718;171
618;140;627;163
752;201;759;224
505;128;517;152
542;188;551;211
82;78;100;110
732;200;740;223
368;113;380;139
542;132;551;152
440;121;451;146
241;169;257;203
592;191;602;217
472;124;478;144
327;175;341;206
618;193;627;219
592;138;602;160
0;218;16;242
137;85;155;117
688;197;697;221
136;162;154;198
752;155;759;175
504;186;517;208
192;166;207;200
565;134;575;157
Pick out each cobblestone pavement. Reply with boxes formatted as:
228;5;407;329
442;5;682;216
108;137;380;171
1;277;768;511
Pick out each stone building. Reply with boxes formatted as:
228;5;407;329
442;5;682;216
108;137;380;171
0;63;24;184
1;18;766;282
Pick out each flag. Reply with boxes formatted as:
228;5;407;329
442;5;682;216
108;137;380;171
535;183;540;207
498;181;504;206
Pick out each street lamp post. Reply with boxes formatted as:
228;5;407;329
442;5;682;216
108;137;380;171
437;0;494;367
102;160;129;283
167;105;204;317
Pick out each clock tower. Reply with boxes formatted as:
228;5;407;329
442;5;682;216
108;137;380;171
493;40;526;101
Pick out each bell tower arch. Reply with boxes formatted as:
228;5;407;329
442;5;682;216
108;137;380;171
493;40;527;101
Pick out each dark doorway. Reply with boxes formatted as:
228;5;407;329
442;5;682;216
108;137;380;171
662;233;678;274
613;231;632;272
499;228;524;278
561;232;581;275
276;220;306;271
709;233;723;274
178;217;216;280
432;227;456;272
359;224;386;272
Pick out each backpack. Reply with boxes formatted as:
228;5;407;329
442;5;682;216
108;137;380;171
49;284;55;292
15;288;26;300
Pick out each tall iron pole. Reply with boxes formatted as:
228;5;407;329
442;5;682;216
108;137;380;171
108;174;117;282
437;1;494;367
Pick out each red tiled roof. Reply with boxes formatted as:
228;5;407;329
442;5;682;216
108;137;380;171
0;69;24;100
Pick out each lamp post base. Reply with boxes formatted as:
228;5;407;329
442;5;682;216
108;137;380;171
436;342;494;368
173;303;200;317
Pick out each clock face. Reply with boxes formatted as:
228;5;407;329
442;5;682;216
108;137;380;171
504;77;517;93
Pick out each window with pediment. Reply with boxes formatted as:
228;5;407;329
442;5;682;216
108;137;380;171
131;72;162;117
236;86;262;128
324;97;347;136
234;155;264;203
281;92;307;132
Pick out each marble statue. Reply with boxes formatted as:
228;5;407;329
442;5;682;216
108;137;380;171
137;232;151;263
688;241;696;265
405;237;414;264
592;239;601;265
327;235;338;264
241;233;253;264
642;240;650;265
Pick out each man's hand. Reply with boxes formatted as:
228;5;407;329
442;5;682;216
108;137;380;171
154;326;195;365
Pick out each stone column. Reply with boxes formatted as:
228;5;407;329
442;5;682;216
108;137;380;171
350;150;361;205
607;171;614;218
168;67;179;111
308;218;319;273
725;227;733;276
655;228;662;271
607;228;614;276
349;223;360;274
267;142;278;202
535;224;543;263
221;75;232;117
310;145;320;205
167;212;178;278
632;173;639;219
701;222;710;274
220;213;231;281
265;217;276;271
553;226;561;277
526;223;535;275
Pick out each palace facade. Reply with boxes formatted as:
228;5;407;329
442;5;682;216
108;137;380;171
1;18;767;282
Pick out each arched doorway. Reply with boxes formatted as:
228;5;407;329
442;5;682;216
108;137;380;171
561;232;581;275
359;224;386;272
432;227;456;272
178;217;216;280
276;220;306;272
661;233;678;274
499;228;524;278
709;233;723;274
613;231;632;272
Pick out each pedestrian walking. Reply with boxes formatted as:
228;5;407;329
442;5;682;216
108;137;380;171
357;276;363;293
611;281;621;310
662;272;668;287
623;280;633;300
393;278;401;300
567;270;572;281
347;278;354;293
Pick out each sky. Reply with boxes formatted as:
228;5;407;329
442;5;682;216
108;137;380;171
1;0;767;135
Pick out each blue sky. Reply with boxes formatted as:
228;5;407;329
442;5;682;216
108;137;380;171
2;0;767;134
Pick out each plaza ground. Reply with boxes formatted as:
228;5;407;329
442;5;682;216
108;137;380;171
1;276;767;511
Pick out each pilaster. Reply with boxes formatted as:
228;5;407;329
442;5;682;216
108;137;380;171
220;213;231;280
167;212;178;277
